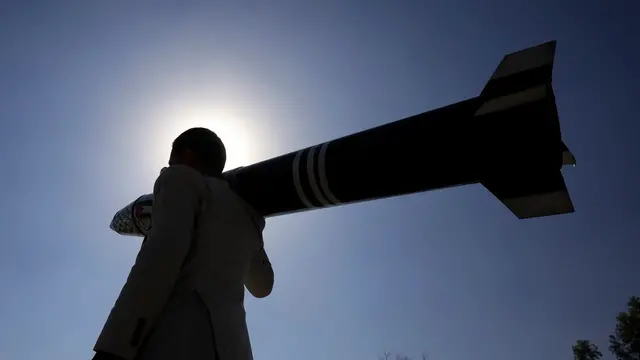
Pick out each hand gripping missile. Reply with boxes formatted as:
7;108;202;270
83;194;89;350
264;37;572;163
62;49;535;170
111;40;576;237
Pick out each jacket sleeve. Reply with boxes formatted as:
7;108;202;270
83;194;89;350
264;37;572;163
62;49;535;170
245;247;274;298
94;165;206;360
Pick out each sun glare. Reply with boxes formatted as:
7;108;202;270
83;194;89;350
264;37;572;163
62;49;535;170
154;106;257;172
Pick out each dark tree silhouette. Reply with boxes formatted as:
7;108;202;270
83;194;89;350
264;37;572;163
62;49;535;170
609;296;640;360
573;340;603;360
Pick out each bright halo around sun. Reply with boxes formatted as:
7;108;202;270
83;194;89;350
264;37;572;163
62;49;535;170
155;105;256;171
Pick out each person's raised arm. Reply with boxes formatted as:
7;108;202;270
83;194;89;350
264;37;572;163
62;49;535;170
94;165;205;360
245;247;274;298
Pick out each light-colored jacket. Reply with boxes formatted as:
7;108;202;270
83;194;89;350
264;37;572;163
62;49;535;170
94;165;273;360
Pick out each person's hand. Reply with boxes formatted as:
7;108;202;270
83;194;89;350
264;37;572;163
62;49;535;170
92;351;126;360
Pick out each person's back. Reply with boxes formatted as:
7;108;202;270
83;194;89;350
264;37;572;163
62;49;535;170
93;128;273;360
133;171;267;360
182;175;266;299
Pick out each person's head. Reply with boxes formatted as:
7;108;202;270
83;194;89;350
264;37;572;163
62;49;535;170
169;127;227;176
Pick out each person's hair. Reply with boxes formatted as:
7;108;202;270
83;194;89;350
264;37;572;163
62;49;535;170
172;127;227;175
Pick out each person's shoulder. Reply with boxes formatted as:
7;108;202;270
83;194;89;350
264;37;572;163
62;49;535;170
154;165;207;193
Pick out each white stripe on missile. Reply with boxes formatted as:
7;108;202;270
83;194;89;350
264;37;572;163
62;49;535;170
292;149;315;208
318;142;341;205
292;142;341;208
306;145;332;206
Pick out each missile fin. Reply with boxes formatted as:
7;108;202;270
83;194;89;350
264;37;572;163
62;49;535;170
481;40;557;99
482;169;575;219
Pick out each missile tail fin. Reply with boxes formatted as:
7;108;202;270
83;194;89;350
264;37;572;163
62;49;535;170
481;40;557;99
482;168;575;219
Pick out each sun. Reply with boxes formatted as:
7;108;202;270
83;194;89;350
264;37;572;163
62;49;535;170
153;106;256;172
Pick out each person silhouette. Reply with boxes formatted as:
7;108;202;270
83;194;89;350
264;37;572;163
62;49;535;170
93;127;274;360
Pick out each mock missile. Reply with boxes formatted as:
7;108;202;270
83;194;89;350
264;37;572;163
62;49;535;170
111;40;576;237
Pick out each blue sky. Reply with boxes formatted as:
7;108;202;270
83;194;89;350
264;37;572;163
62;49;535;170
1;1;638;359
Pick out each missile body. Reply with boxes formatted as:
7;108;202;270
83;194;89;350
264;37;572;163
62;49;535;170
110;40;576;237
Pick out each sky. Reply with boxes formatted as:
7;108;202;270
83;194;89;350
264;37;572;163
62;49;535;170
0;1;638;359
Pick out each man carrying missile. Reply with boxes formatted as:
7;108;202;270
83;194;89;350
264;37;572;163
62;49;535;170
92;127;274;360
